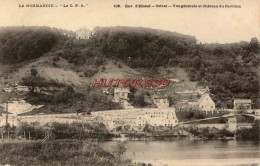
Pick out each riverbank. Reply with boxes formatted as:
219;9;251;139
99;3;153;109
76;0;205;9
0;140;130;166
121;123;259;141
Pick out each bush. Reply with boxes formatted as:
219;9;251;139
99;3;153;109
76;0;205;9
51;122;115;140
218;117;226;124
84;68;98;77
197;113;205;119
236;123;259;140
30;68;38;77
132;92;147;108
117;63;122;68
53;56;60;62
218;128;234;138
52;62;57;67
16;122;45;140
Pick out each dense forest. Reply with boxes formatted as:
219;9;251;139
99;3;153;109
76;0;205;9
0;26;67;64
1;26;260;109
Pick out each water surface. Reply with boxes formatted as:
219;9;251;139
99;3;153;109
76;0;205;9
99;139;260;165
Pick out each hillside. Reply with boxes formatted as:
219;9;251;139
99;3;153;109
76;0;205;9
92;27;260;108
0;26;68;64
0;26;260;114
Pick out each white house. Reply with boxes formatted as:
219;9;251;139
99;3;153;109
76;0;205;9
198;93;215;113
134;108;178;127
153;96;169;108
114;87;130;102
233;99;252;110
255;109;260;120
76;27;92;39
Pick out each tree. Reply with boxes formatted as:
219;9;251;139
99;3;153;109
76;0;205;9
193;56;201;69
189;67;197;81
143;123;151;132
30;68;38;77
167;95;179;106
133;92;147;108
249;37;260;54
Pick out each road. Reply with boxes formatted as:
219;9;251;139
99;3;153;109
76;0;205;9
180;113;255;124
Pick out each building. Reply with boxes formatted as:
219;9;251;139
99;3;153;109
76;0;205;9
227;117;237;132
101;116;114;130
114;88;130;102
62;32;75;38
16;108;178;131
0;113;18;127
113;87;132;109
76;27;92;39
3;87;13;93
198;93;215;113
17;113;83;126
233;99;252;110
15;85;30;92
153;96;169;108
255;109;260;120
255;109;260;127
135;108;178;127
188;100;198;107
92;108;179;130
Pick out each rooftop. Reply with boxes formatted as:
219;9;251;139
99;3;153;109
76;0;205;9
114;87;130;93
234;99;252;104
198;93;212;104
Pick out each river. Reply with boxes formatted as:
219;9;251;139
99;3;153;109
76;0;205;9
99;139;260;166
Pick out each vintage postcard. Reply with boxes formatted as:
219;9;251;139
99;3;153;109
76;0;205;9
0;0;259;165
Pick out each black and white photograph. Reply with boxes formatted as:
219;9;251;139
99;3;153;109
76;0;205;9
0;0;259;165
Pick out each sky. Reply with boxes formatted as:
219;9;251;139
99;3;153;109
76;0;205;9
0;0;259;43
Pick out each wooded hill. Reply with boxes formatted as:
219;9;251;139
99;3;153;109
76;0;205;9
0;26;259;110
